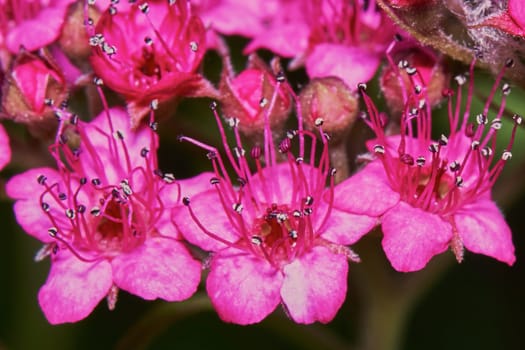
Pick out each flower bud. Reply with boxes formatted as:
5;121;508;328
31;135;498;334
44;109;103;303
299;77;358;138
1;49;68;137
380;47;448;114
219;54;291;136
59;0;103;63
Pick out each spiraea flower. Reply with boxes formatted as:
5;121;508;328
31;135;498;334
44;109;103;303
240;0;395;89
89;0;216;127
0;0;76;53
174;83;376;325
334;58;518;272
6;102;201;324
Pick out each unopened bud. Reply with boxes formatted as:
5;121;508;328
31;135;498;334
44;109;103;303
219;54;291;136
1;50;68;138
299;77;358;138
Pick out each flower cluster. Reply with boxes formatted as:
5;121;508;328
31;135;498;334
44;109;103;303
0;0;520;327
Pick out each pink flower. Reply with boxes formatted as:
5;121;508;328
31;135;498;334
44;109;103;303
174;89;376;324
334;59;517;272
0;0;76;53
478;0;525;37
89;0;216;127
0;123;10;170
204;0;395;89
6;105;201;324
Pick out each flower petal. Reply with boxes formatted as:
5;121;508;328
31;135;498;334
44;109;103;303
173;189;239;251
455;199;515;265
0;124;11;170
38;251;112;324
206;248;283;325
281;246;348;324
333;161;400;217
381;202;452;272
306;44;380;90
112;237;201;301
6;168;62;242
317;205;377;245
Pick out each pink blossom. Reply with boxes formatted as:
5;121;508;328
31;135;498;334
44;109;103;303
6;105;201;324
0;123;10;170
478;0;525;37
174;87;376;324
334;58;517;272
202;0;394;89
89;0;216;127
0;0;76;53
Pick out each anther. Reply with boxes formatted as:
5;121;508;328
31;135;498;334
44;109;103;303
120;179;133;195
150;99;159;110
233;147;245;158
276;71;286;82
471;140;480;150
330;168;337;177
189;41;198;52
502;83;511;95
502;150;512;160
66;209;75;219
163;173;175;184
373;144;385;154
449;161;460;171
295;157;304;164
44;98;54;106
293;210;302;217
481;147;493;157
286;130;297;139
303;208;313;216
251;236;263;246
206;151;217;160
144;36;153;45
138;2;149;13
115;130;124;140
476;113;487;125
428;143;439;153
232;203;243;214
182;197;190;206
209;101;217;110
91;178;101;186
513;114;523;125
108;5;117;15
438;134;449;146
357;83;367;91
77;205;86;214
227;118;239;128
314;118;324;127
37;175;47;185
237;177;246;186
149;121;158;131
416;156;426;167
70;114;79;125
455;176;464;187
210;177;220;185
58;193;67;201
259;98;268;107
289;230;298;240
141;147;149;157
400;153;414;165
406;67;417;75
398;60;409;68
304;196;314;206
505;58;514;68
455;75;467;86
41;202;50;212
48;227;58;237
93;77;104;85
491;119;502;130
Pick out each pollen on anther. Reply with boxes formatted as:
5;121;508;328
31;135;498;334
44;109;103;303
502;151;512;160
150;99;159;110
48;227;58;237
259;98;268;107
251;236;263;246
373;144;385;154
210;177;220;185
233;203;243;214
416;156;426;167
314;118;324;127
189;41;198;52
163;173;175;184
37;175;47;185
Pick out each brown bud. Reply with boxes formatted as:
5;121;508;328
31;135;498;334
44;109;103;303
219;54;291;136
1;49;68;138
59;0;103;64
299;77;358;138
